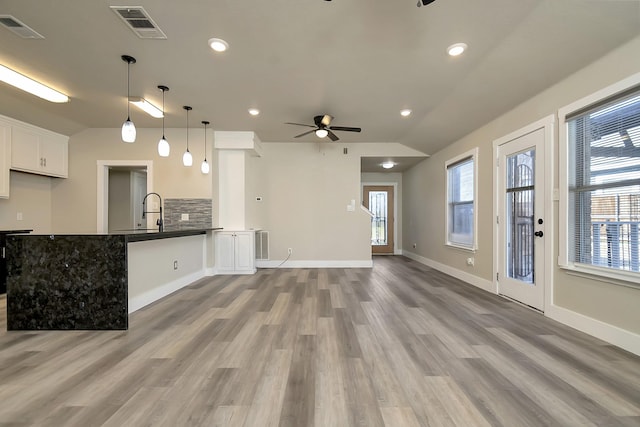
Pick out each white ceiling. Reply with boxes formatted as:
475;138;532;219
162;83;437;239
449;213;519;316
0;0;638;156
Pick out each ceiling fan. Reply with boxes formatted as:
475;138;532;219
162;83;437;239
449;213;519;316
286;115;361;141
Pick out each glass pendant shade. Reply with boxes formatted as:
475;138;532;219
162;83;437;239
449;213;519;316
201;159;210;174
158;137;170;157
121;118;136;143
183;149;193;166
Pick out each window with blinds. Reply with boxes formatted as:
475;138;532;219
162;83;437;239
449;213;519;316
567;88;640;273
446;151;476;248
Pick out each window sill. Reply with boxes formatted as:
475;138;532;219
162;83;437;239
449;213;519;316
445;242;476;253
560;263;640;290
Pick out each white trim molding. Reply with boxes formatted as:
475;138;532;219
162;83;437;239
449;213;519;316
546;304;640;356
492;114;555;313
96;160;153;234
256;260;373;269
444;147;479;251
403;250;495;294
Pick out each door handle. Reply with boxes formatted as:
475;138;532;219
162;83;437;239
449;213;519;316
534;231;543;237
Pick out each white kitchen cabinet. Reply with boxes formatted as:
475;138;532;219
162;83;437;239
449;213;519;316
215;230;256;274
0;122;10;198
11;125;68;178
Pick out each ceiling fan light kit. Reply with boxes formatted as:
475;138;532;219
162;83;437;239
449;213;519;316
286;114;361;142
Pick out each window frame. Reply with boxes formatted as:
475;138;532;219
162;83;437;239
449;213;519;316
558;72;640;287
445;148;478;251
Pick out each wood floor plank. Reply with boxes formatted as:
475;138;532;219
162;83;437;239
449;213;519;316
1;256;639;426
487;327;640;416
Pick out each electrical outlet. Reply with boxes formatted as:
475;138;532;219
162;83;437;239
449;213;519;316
466;257;475;266
173;260;178;270
288;248;292;255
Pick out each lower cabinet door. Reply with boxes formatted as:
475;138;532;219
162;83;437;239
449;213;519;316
216;233;236;272
234;232;255;272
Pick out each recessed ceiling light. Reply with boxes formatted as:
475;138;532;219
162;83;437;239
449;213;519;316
248;108;260;116
382;161;395;169
208;38;229;52
447;43;467;57
400;109;412;117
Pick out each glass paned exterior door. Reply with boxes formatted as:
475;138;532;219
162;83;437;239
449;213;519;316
370;191;388;246
506;149;535;284
363;185;395;254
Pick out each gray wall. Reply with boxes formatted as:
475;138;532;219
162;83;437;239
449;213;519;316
402;35;640;335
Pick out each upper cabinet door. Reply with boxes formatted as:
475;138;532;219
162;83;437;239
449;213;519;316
11;126;40;173
10;124;68;178
0;122;10;198
38;133;68;177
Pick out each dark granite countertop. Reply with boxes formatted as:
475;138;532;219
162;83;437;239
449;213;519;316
124;227;222;242
0;230;33;235
7;228;223;244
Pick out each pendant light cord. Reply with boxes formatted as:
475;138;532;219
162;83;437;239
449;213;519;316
203;122;207;161
186;109;189;150
161;89;165;138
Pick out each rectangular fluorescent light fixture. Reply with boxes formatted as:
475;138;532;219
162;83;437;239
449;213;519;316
129;97;163;118
0;64;68;103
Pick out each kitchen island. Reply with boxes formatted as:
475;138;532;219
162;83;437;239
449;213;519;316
5;228;220;330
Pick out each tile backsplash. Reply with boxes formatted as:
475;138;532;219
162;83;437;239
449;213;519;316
164;198;212;229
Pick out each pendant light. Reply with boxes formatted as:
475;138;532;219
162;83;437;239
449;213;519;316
121;55;136;143
201;120;210;174
182;106;193;167
157;85;170;157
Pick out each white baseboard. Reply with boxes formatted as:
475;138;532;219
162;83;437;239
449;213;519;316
401;250;640;356
546;304;640;356
129;269;205;314
402;250;495;293
256;259;373;269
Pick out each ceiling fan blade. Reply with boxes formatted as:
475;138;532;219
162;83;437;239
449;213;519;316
285;122;316;128
327;130;339;141
294;129;316;138
329;126;361;133
321;115;333;126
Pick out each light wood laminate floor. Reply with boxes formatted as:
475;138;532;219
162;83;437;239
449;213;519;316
1;256;639;426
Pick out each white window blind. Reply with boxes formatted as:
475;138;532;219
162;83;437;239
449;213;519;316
567;88;640;273
447;156;475;247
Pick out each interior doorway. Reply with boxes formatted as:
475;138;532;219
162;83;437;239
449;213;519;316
107;167;147;232
363;185;395;254
97;160;153;233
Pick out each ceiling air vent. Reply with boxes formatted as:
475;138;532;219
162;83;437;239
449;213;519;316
0;15;44;39
110;6;167;39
